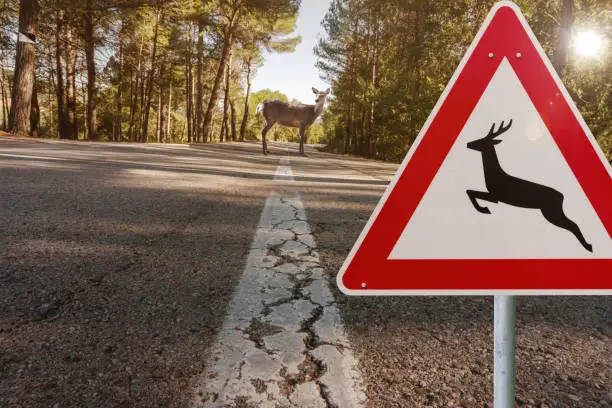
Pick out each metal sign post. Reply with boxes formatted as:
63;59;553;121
494;295;516;408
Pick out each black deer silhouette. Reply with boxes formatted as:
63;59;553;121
466;119;593;253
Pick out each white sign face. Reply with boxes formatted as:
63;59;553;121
389;58;612;260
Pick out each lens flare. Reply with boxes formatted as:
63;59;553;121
573;30;606;59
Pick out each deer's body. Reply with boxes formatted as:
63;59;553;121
467;120;593;252
259;99;322;128
479;146;562;208
257;87;329;156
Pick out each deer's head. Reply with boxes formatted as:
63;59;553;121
467;119;513;152
312;87;331;106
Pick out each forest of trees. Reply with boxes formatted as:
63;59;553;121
0;0;609;163
315;0;611;162
0;0;304;143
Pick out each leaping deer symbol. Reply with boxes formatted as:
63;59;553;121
466;119;593;253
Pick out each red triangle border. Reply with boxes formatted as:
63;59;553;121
337;2;612;295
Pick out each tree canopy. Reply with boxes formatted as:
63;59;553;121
315;0;611;162
1;0;609;164
0;0;302;143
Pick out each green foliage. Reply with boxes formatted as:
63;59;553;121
316;0;611;162
1;0;302;143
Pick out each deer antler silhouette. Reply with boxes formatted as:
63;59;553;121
466;120;593;253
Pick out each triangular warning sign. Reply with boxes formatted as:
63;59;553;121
337;1;612;295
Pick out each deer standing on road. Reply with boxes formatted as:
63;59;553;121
256;87;330;156
466;119;593;252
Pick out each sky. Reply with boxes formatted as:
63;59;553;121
251;0;333;105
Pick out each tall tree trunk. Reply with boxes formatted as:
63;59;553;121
359;103;365;154
157;56;166;143
156;91;162;142
128;34;144;142
202;10;238;140
202;33;233;140
185;59;191;143
0;70;7;129
137;48;147;141
141;5;161;143
239;56;252;142
55;9;67;138
195;20;204;142
80;67;88;139
230;97;236;141
84;0;97;140
29;77;39;136
47;53;53;132
207;110;215;142
552;0;573;74
221;47;232;142
345;103;353;153
0;55;9;129
159;92;166;143
9;0;38;135
166;77;172;141
115;28;123;142
65;20;77;140
368;20;379;158
185;26;193;143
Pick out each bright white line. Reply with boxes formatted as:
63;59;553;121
191;157;365;407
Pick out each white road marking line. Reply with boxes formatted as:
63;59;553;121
192;157;366;408
0;153;69;161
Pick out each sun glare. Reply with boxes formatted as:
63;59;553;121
573;30;606;59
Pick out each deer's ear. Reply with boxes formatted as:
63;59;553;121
325;88;330;94
492;139;502;145
312;87;319;94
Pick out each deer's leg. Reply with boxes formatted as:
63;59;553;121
541;205;593;253
466;190;498;214
299;125;307;156
261;121;274;155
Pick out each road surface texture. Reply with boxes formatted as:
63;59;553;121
1;136;610;408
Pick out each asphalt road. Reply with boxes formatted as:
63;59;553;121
1;137;610;408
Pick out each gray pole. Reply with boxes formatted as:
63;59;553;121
494;295;516;408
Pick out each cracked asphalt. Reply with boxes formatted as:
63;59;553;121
1;136;610;408
192;157;364;407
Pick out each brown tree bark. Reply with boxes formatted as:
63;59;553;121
202;6;239;140
345;104;352;153
141;4;161;142
156;91;162;142
55;9;67;138
115;26;123;142
230;97;236;141
185;46;193;143
65;18;77;140
137;57;146;141
9;0;38;136
29;76;39;136
84;0;97;140
368;17;379;158
552;0;573;74
0;70;7;129
239;56;252;141
157;55;166;143
166;76;172;141
221;47;232;142
0;54;9;129
128;34;144;142
195;20;204;142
